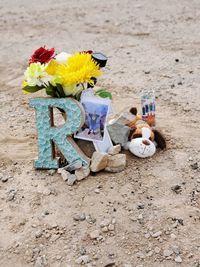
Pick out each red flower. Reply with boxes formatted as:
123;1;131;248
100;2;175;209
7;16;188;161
29;46;55;64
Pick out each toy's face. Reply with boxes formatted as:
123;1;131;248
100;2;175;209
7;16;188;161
129;138;156;158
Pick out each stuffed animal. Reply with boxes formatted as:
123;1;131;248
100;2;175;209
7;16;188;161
126;107;166;158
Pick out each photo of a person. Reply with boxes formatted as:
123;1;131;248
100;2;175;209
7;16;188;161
75;97;110;142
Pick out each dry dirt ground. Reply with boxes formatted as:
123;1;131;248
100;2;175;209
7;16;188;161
1;0;200;266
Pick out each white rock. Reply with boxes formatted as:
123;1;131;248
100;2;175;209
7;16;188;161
108;224;115;231
75;255;89;264
154;247;161;254
57;169;70;181
152;231;162;238
89;230;100;239
108;145;121;155
90;152;108;172
163;249;173;257
105;154;126;173
102;226;108;232
100;219;111;227
175;256;182;263
75;166;90;181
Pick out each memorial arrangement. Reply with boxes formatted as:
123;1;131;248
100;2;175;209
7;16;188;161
22;46;166;185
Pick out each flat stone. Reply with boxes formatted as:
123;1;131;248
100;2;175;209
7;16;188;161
105;154;126;173
75;166;90;180
89;230;100;239
90;152;108;172
107;122;131;147
108;144;121;155
163;249;173;257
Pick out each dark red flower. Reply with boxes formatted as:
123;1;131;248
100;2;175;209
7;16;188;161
29;46;55;64
80;50;93;54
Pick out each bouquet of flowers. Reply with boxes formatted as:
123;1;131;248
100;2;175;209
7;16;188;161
22;46;111;100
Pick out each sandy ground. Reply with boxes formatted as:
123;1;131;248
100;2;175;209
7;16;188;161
1;0;200;266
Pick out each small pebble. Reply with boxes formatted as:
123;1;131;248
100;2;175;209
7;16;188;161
175;256;182;263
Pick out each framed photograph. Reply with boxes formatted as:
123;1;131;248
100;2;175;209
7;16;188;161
93;127;113;153
74;96;111;142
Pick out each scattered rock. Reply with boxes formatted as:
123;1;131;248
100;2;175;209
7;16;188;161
73;213;86;221
171;185;182;194
75;166;90;180
163;249;173;257
47;169;56;176
57;169;70;181
75;255;89;264
152;231;162;238
175;256;182;263
102;226;109;232
90;152;108;172
89;230;100;239
7;189;17;201
94;188;100;194
170;233;177;240
63;160;82;172
2;177;8;182
191;162;198;170
154;247;161;254
107;122;131;147
100;219;111;227
35;255;47;267
108;145;121;155
35;230;43;238
105;154;126;173
86;214;96;224
108;224;115;231
67;174;77;186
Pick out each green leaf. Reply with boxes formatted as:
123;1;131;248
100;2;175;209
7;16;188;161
45;84;58;97
56;84;66;98
95;88;112;99
23;85;43;93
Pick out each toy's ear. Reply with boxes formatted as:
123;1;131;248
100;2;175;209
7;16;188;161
153;129;166;150
129;107;137;115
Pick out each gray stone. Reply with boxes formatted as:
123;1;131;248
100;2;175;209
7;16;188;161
7;189;17;201
57;169;70;181
75;139;95;158
105;154;126;173
75;166;90;180
35;230;43;238
108;144;121;155
63;159;82;172
107;122;131;147
2;177;8;182
67;174;77;186
90;152;108;172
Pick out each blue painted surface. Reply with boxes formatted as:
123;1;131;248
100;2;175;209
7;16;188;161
30;98;89;169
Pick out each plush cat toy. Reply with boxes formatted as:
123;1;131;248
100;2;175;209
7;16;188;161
126;107;166;158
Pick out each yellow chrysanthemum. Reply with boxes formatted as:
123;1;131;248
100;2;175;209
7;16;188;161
46;59;59;75
56;53;102;87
